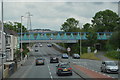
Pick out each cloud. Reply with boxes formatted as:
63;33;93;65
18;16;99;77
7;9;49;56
2;0;120;2
0;2;118;31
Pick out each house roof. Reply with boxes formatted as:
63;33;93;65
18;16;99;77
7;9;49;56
4;27;18;36
0;21;18;36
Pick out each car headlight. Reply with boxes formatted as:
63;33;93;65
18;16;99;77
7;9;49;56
106;67;110;69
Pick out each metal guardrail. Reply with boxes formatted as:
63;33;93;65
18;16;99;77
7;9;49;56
52;43;66;51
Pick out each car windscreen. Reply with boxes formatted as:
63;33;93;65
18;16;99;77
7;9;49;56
63;54;68;57
106;62;117;66
74;54;80;57
59;64;70;68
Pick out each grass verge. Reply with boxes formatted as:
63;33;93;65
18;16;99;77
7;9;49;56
104;51;120;61
81;53;100;60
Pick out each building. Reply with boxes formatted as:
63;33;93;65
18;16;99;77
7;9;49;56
0;21;18;61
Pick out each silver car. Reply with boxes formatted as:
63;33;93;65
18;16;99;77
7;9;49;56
100;61;119;73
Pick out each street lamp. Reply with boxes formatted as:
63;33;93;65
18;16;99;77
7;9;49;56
20;16;24;62
1;0;4;79
79;23;82;56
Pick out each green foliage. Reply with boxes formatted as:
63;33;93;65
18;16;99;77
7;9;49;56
83;23;92;32
109;31;120;49
61;18;80;32
105;51;120;60
92;9;120;32
22;48;29;57
59;9;120;54
82;47;87;53
86;31;97;46
14;49;21;60
4;21;27;33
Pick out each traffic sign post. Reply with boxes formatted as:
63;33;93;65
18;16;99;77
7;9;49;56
67;47;71;52
67;47;71;63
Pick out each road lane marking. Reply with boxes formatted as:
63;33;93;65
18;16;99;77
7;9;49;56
46;58;53;80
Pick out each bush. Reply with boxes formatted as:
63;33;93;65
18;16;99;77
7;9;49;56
82;47;87;53
105;51;120;60
22;48;29;57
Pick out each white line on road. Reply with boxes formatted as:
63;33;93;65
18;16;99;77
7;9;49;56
46;58;53;80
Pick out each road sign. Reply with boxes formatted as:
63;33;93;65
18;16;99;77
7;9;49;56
20;48;23;52
67;47;71;52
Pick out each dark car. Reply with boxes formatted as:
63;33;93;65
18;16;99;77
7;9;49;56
72;54;80;59
50;57;59;63
35;49;38;52
36;57;45;65
35;45;38;47
47;44;52;47
62;53;69;59
56;63;72;76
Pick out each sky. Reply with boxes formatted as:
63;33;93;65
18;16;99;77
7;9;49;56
0;0;119;31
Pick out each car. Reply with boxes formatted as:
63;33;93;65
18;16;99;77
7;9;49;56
35;49;38;52
39;44;43;47
72;54;80;59
62;53;69;59
50;57;59;63
100;61;119;73
36;57;45;65
35;45;38;47
56;63;72;76
47;44;52;47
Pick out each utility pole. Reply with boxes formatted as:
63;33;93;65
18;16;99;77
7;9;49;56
26;12;32;47
26;12;32;58
118;1;120;80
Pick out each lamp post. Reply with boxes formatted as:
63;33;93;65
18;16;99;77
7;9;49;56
117;2;120;77
20;16;24;61
1;0;4;79
79;23;82;56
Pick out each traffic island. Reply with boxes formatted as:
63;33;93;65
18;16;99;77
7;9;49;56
70;62;117;80
69;62;90;80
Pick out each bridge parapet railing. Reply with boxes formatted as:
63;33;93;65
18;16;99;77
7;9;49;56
18;32;112;40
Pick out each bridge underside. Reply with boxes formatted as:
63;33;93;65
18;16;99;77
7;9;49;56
20;40;78;43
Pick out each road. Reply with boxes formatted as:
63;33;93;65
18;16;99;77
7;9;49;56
9;43;118;79
10;43;82;79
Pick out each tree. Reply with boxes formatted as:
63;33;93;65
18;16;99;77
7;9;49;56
4;21;27;33
86;31;97;47
83;23;92;32
109;31;120;49
61;18;79;32
92;9;120;32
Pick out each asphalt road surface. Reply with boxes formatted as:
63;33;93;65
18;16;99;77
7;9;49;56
10;43;82;80
9;43;118;79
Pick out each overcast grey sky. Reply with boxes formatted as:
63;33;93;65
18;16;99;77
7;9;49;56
0;0;119;31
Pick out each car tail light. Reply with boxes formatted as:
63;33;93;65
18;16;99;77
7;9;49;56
58;68;62;70
68;68;72;70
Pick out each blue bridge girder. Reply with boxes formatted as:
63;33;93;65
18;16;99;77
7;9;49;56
18;32;112;43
